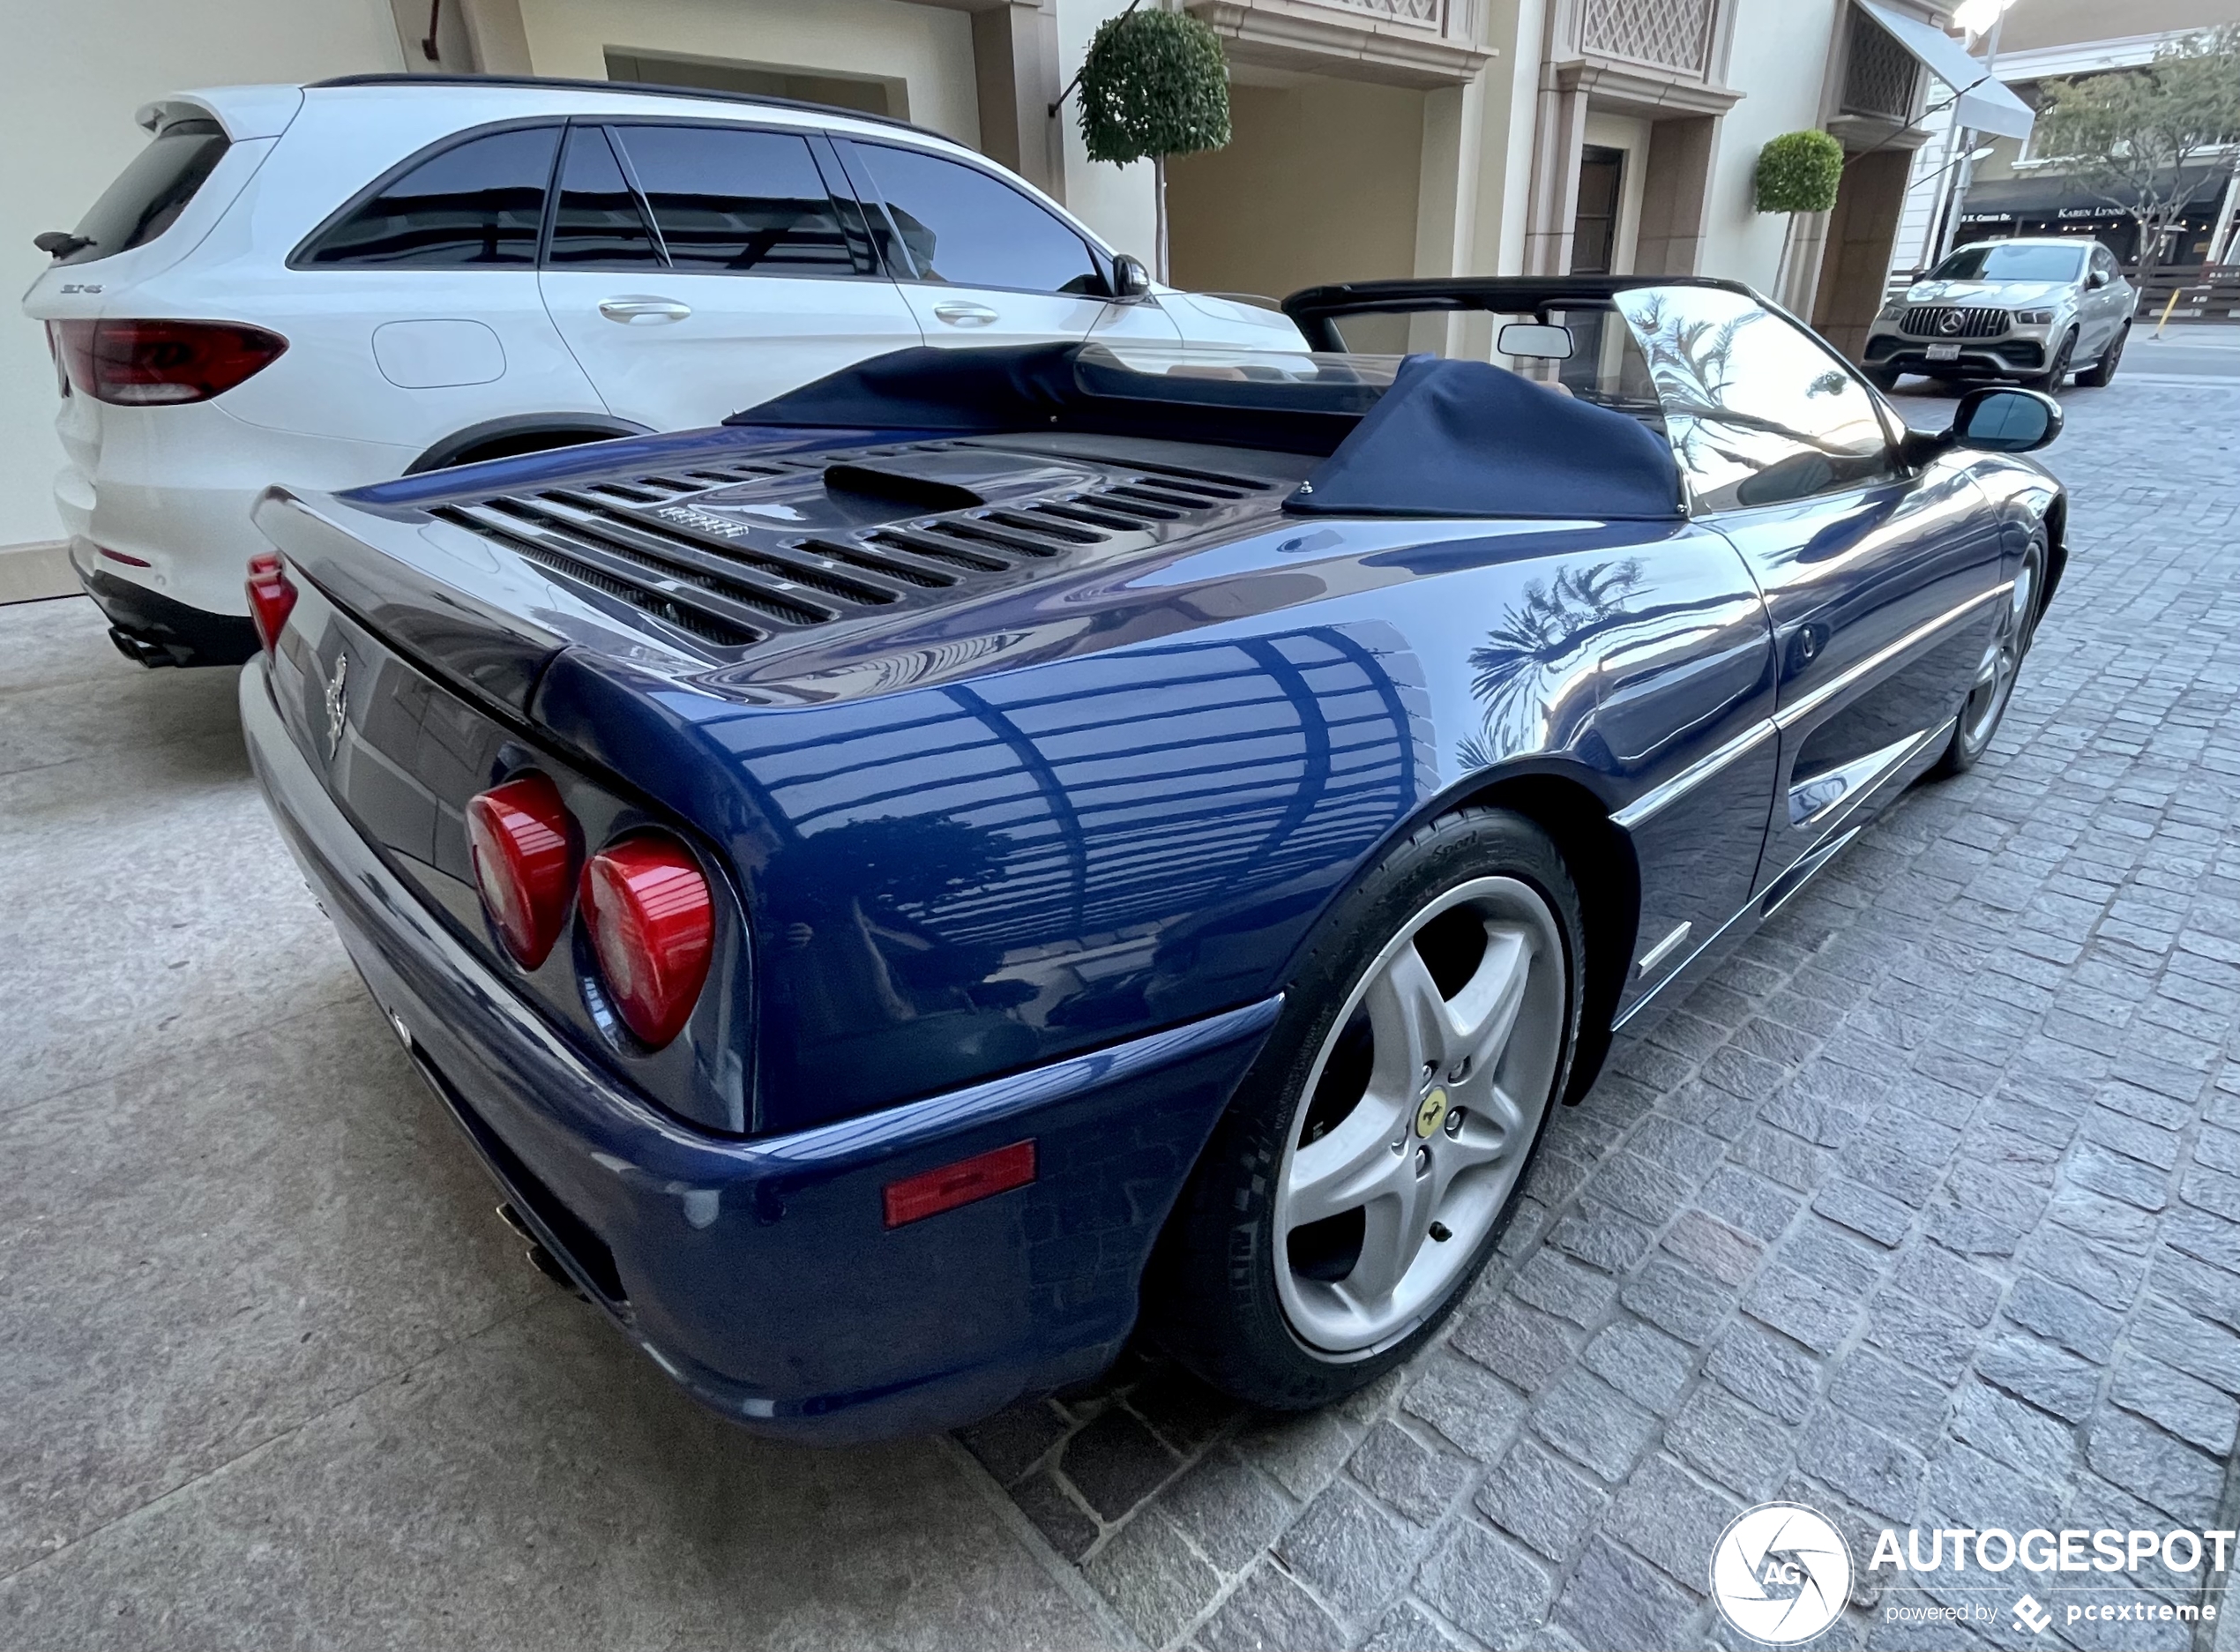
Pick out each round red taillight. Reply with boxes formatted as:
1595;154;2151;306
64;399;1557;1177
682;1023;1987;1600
466;774;575;968
244;551;295;655
580;834;713;1049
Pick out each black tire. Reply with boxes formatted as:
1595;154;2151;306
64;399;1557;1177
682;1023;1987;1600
2076;325;2126;388
1863;363;1901;392
1146;807;1585;1409
1930;538;2045;779
2028;330;2076;392
445;430;611;468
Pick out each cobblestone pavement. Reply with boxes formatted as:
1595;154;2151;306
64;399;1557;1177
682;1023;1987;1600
954;373;2240;1652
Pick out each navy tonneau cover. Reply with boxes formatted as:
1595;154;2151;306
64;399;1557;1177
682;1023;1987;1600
727;343;1684;522
1286;354;1683;521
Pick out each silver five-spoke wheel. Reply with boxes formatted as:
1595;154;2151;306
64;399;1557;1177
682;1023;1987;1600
1952;550;2040;767
1273;875;1565;1355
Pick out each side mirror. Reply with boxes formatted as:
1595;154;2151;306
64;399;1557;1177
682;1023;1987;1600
1110;254;1153;301
1497;321;1574;361
1908;271;1929;285
1951;385;2063;453
2087;267;2109;289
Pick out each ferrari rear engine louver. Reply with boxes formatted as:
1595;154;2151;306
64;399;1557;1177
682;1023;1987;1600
429;446;1275;653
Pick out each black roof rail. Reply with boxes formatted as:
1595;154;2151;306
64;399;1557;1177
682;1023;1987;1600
305;72;932;136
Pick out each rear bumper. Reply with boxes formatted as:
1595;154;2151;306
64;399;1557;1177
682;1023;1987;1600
76;552;259;667
49;397;415;621
239;657;1276;1440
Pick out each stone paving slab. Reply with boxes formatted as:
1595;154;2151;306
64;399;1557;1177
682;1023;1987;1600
957;377;2240;1650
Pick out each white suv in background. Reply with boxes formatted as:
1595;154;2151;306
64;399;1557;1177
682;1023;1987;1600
23;74;1303;666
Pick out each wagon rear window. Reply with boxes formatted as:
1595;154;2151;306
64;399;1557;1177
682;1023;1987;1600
62;118;230;266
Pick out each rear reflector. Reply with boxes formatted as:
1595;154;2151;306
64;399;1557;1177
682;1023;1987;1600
53;318;287;406
883;1140;1037;1229
98;545;153;568
580;833;713;1048
244;551;296;654
466;774;575;969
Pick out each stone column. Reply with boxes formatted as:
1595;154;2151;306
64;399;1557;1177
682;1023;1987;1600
1521;75;1588;276
972;0;1066;201
1633;114;1716;276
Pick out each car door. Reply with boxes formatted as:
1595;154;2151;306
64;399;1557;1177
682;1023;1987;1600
833;138;1182;350
1616;286;2007;905
236;122;605;452
537;120;922;431
2086;243;2129;355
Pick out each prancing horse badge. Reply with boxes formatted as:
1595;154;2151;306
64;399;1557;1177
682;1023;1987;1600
324;653;349;759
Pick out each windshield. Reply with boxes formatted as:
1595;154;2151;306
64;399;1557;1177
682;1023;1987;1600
1930;243;2085;283
61;117;231;265
1073;344;1400;414
1298;306;1666;428
1080;343;1400;387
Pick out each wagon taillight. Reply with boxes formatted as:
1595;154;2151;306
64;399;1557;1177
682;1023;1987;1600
467;774;576;969
52;318;287;405
580;833;713;1049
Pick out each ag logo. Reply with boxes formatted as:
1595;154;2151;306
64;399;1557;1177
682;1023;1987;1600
1710;1501;1852;1645
1414;1087;1450;1139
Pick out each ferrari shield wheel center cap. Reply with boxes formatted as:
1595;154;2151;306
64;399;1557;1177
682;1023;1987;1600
1415;1088;1450;1139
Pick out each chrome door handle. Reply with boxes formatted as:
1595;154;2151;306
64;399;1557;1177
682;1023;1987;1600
598;296;691;325
931;302;998;328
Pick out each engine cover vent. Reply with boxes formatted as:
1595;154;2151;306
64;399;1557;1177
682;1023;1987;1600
426;438;1284;659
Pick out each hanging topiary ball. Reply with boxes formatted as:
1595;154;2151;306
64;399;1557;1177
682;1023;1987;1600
1754;130;1845;213
1076;7;1232;167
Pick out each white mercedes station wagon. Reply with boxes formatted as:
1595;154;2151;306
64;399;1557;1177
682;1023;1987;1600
23;74;1303;665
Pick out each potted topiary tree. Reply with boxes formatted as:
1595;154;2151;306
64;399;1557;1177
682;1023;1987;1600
1755;129;1846;215
1073;3;1232;281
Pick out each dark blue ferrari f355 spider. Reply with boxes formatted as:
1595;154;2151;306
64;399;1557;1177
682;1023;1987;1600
241;275;2065;1440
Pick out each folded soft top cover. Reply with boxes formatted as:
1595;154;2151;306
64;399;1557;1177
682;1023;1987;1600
728;343;1684;522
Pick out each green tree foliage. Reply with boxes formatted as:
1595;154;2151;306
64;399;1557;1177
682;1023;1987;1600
1076;7;1231;167
2035;26;2240;273
1754;130;1845;214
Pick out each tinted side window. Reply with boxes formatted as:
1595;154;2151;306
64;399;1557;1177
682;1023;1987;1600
66;119;230;266
1616;288;1897;512
852;144;1103;295
548;124;662;269
609;125;868;275
302;126;557;268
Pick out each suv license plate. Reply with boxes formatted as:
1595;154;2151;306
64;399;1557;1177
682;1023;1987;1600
1925;342;1961;361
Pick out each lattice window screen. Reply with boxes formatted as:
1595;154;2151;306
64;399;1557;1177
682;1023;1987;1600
1579;0;1715;74
1311;0;1445;21
1841;10;1918;119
